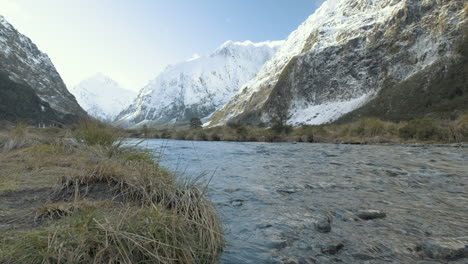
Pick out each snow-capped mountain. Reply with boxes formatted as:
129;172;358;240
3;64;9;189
71;74;136;121
208;0;467;127
0;15;85;123
115;40;283;127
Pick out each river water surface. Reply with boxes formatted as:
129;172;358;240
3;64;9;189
143;139;468;263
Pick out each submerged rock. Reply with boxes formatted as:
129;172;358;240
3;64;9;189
357;210;386;220
421;237;468;260
231;200;243;207
320;241;344;255
224;188;241;193
315;217;331;233
276;187;300;194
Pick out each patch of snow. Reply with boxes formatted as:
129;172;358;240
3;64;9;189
288;94;371;125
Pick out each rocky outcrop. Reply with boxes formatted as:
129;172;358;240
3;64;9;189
0;71;77;124
208;0;467;127
0;15;85;124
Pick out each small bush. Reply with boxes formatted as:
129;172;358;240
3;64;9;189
11;122;28;137
456;114;468;139
350;118;386;137
73;120;121;148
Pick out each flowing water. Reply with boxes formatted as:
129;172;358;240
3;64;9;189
142;139;468;263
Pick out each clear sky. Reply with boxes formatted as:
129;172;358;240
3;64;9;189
0;0;324;91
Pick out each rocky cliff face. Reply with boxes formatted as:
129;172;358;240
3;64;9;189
115;40;282;128
0;15;85;124
71;74;136;122
208;0;467;127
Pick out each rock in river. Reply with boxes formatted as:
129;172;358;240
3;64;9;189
315;217;331;233
320;241;344;255
357;210;386;220
421;237;468;260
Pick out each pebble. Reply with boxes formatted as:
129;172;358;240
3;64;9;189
357;210;386;220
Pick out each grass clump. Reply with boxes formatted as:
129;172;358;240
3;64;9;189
0;123;224;263
399;118;439;140
119;152;155;164
26;144;61;154
2;205;222;264
0;122;44;152
350;118;386;137
73;119;122;148
34;200;98;221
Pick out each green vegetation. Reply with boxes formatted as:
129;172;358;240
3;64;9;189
132;115;468;144
73;119;122;148
190;117;203;129
0;121;224;263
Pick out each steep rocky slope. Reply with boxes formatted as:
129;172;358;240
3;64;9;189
0;71;76;124
0;15;85;124
71;74;136;122
208;0;467;127
115;40;282;127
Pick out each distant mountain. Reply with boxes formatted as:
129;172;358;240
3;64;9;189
208;0;467;127
71;74;136;122
115;40;283;127
0;15;85;125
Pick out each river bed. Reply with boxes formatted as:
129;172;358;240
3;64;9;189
142;139;468;263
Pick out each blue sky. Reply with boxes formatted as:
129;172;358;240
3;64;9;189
0;0;324;91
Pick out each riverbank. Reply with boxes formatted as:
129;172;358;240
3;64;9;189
128;115;468;145
0;122;224;263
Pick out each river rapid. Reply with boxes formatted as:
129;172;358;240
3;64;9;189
142;139;468;264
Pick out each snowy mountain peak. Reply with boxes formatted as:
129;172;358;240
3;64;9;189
71;74;136;122
115;40;283;127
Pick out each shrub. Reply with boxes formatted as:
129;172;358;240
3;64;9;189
73;120;121;148
456;114;468;139
399;118;439;140
11;122;28;137
350;118;386;137
190;117;203;129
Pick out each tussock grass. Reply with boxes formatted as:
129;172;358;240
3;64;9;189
0;122;224;263
35;200;98;221
0;122;43;152
73;119;121;147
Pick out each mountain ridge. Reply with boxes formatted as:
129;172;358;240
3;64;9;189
208;0;467;127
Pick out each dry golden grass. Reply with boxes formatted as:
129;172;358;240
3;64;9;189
139;115;468;144
0;122;224;263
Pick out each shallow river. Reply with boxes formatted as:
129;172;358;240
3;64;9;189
143;139;468;263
